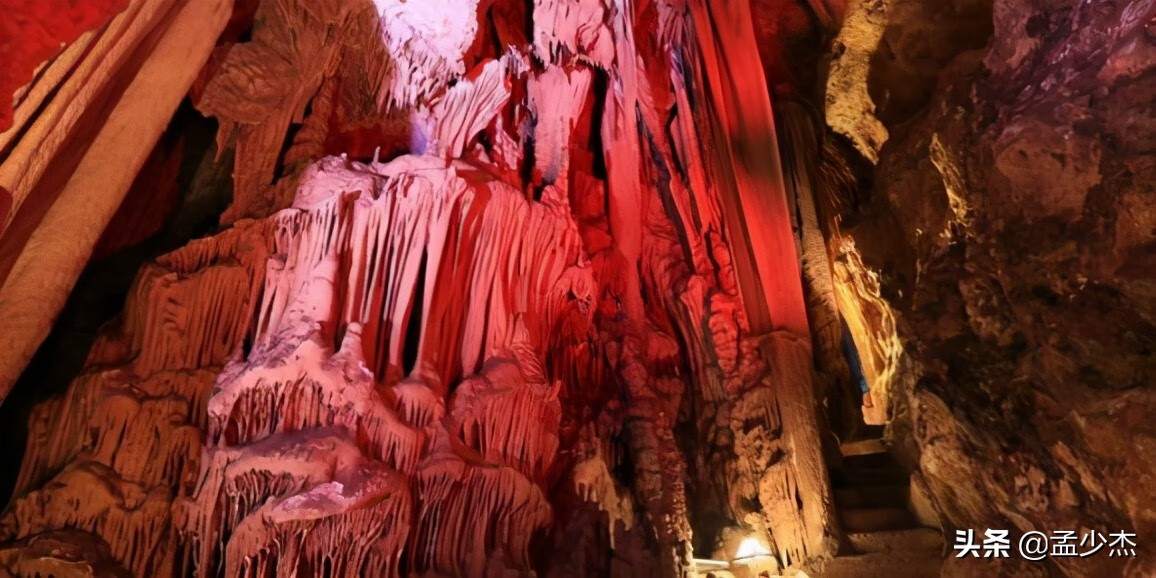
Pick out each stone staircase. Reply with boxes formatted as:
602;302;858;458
809;432;945;577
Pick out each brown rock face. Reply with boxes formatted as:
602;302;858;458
830;0;1155;576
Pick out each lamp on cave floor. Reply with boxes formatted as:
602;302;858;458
733;536;774;563
731;536;778;578
692;536;778;577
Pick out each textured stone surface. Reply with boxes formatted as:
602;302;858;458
829;0;1156;576
3;0;1151;576
1;1;836;576
0;0;234;405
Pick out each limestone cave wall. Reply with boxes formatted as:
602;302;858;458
0;1;836;576
826;0;1155;576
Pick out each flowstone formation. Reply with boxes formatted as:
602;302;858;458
176;155;578;577
1;0;838;576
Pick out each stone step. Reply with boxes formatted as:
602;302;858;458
840;425;886;444
840;507;919;533
809;552;942;578
847;527;944;555
833;484;909;509
840;451;898;470
832;466;910;488
840;438;887;457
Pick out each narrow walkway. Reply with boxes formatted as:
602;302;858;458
814;430;944;577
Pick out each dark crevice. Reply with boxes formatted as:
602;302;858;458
589;70;610;182
0;99;229;504
401;249;428;376
520;130;538;197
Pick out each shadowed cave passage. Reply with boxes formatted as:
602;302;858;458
0;100;229;504
0;1;1153;578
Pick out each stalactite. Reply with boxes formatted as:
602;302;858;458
415;58;512;159
171;154;586;576
3;1;837;575
571;429;636;550
450;357;562;482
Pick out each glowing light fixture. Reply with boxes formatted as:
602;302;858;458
691;535;777;574
733;536;774;563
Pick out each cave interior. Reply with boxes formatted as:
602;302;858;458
0;0;1152;577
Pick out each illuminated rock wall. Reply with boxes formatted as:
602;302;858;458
825;0;1155;576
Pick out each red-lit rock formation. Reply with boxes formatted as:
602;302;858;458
0;0;233;404
1;0;837;576
8;0;1149;576
0;0;129;134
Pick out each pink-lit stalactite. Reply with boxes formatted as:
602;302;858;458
685;0;838;565
1;0;837;575
175;155;579;577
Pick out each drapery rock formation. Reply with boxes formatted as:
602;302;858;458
0;0;233;402
1;0;842;576
1;0;1153;577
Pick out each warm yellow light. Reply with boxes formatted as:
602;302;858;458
692;558;730;571
733;536;773;561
